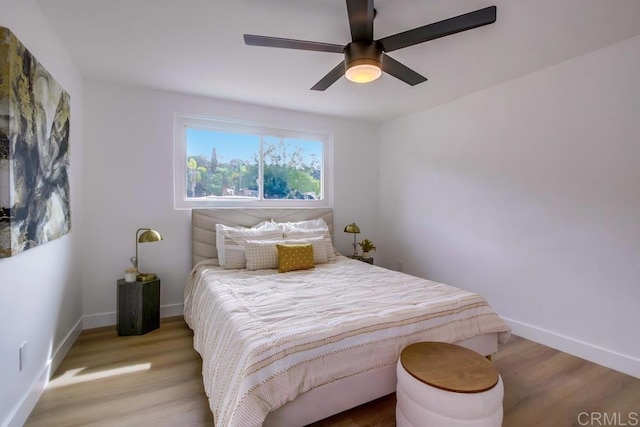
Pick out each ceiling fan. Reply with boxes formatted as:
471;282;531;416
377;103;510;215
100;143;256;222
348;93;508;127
243;0;497;91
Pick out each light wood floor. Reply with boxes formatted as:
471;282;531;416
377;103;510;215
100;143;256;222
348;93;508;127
26;316;640;427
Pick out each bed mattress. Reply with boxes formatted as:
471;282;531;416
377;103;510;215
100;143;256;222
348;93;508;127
184;255;510;427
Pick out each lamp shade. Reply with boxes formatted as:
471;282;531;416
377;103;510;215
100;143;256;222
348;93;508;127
345;63;382;83
138;229;163;243
344;223;361;234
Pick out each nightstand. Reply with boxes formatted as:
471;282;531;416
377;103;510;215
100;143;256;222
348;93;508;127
349;256;374;265
117;278;160;336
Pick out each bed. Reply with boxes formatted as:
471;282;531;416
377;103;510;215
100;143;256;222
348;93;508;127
185;208;510;427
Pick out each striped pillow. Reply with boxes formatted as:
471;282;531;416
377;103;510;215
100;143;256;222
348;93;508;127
215;224;283;269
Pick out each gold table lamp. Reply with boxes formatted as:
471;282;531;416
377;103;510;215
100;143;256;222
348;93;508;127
343;222;360;257
131;228;163;282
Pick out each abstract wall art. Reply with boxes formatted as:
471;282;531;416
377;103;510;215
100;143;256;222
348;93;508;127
0;26;71;258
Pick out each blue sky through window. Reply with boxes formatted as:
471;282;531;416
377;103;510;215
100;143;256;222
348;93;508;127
186;128;322;165
186;128;259;163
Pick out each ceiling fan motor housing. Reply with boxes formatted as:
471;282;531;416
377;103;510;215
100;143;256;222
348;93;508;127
345;41;383;70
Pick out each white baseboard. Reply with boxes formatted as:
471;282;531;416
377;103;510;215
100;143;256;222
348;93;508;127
82;311;116;329
160;303;184;318
503;316;640;378
82;303;184;330
2;361;48;427
50;318;83;383
3;318;83;427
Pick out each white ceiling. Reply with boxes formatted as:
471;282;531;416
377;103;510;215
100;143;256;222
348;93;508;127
37;0;640;122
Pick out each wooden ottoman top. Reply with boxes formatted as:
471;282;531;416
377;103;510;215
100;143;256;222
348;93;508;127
400;342;499;393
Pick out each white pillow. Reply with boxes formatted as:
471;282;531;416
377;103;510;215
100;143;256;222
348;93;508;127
325;239;337;261
215;224;284;269
252;220;284;230
283;228;335;261
282;218;330;232
281;218;335;260
285;236;329;265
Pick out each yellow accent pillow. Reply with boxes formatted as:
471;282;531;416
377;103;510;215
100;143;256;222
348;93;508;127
276;243;315;273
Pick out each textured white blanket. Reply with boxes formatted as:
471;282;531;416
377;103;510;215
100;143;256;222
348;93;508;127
184;256;510;427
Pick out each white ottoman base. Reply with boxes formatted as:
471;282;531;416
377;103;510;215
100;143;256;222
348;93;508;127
396;359;504;427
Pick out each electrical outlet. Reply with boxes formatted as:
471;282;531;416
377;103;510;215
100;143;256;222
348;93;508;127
19;341;27;372
398;260;404;272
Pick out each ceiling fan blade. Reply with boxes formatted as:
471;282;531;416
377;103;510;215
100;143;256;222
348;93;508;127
378;6;497;52
381;54;427;86
244;34;344;53
346;0;374;42
311;62;346;91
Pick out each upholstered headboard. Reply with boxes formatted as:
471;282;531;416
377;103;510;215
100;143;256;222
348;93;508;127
192;208;334;267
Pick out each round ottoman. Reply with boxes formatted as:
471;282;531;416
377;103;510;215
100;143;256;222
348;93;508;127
396;342;504;427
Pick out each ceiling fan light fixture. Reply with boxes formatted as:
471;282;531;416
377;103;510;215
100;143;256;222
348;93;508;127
346;62;382;83
345;62;382;83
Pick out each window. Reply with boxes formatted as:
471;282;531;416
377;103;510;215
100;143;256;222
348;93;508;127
174;115;332;209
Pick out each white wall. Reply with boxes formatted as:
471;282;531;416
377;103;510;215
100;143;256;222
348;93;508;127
0;1;84;425
82;82;380;327
379;35;640;377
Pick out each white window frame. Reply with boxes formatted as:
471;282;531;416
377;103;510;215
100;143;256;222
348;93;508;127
174;114;333;209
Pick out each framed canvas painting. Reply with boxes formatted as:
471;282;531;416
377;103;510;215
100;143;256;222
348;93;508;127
0;26;71;258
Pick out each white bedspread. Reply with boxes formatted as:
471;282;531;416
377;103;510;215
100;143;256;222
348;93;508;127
184;256;510;427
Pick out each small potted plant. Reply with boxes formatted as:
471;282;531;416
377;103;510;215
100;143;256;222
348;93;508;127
358;238;376;259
